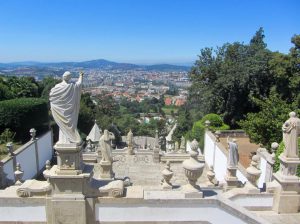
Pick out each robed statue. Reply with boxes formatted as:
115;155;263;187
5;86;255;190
127;129;133;149
100;130;115;163
227;137;239;168
50;71;83;144
282;112;300;158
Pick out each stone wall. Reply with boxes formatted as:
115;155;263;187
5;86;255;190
204;131;248;184
0;130;53;188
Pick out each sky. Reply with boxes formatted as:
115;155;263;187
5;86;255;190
0;0;299;65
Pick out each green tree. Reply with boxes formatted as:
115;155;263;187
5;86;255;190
188;28;272;127
239;92;297;148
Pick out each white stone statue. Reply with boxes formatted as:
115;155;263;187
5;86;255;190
50;71;83;144
100;130;115;163
227;137;239;168
282;111;300;158
127;129;133;149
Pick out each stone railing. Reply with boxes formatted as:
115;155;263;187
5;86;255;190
0;129;53;188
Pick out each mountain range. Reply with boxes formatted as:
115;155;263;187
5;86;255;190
0;59;191;72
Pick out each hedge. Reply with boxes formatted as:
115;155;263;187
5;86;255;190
0;98;49;142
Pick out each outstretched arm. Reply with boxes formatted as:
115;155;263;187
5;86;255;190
77;71;84;85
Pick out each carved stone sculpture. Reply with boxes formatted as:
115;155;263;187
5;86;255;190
99;180;124;198
227;137;239;168
282;111;300;158
207;165;219;186
179;136;186;153
245;154;261;192
99;129;115;179
127;129;134;155
14;163;23;186
16;180;51;197
161;161;173;189
49;71;83;144
182;139;204;196
224;137;241;191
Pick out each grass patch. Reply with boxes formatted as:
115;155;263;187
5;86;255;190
162;106;178;115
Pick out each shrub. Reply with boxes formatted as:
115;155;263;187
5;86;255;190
0;98;49;142
190;113;229;149
0;128;15;144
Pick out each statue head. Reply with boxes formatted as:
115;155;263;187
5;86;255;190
289;111;296;118
62;71;72;82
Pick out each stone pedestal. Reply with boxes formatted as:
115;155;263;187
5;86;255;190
224;167;241;192
99;160;114;180
272;154;300;213
54;143;83;175
273;189;300;213
48;194;87;224
45;142;92;224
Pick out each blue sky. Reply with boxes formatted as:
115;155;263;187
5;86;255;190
0;0;299;64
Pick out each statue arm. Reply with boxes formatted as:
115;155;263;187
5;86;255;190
76;72;84;85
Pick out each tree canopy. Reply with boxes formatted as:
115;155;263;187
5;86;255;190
186;28;300;148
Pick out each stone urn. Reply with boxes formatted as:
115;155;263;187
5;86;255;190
246;154;261;188
182;139;204;193
161;161;173;189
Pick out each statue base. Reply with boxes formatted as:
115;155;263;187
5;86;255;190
99;160;114;180
224;167;241;192
127;147;134;155
45;164;93;224
54;143;84;175
272;155;300;213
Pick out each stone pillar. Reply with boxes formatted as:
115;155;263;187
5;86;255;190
46;142;91;224
272;112;300;213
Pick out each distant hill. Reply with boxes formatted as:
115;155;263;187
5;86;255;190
0;59;190;72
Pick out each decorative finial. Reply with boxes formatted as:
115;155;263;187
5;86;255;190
6;142;13;156
14;163;24;185
29;128;36;141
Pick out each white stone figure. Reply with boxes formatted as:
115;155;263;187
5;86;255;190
127;129;133;148
99;130;115;163
227;137;239;168
282;111;300;158
49;71;83;144
179;136;186;153
127;129;134;155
